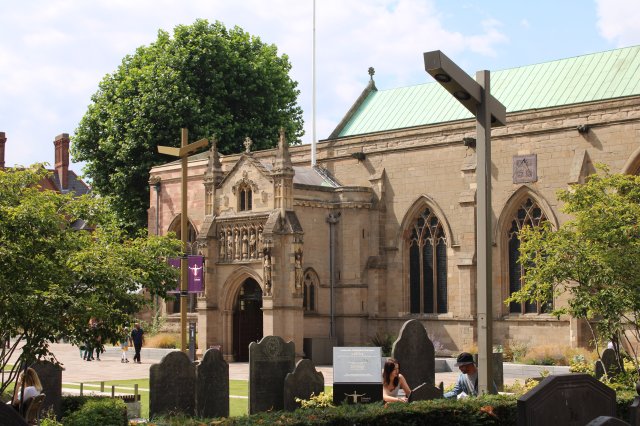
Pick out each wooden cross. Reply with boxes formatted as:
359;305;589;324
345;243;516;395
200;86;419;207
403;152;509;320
157;128;208;353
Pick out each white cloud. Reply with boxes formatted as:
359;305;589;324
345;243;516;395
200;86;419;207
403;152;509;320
0;0;510;168
595;0;640;46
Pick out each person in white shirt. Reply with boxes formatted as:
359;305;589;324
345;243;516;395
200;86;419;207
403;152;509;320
382;358;412;403
9;367;42;410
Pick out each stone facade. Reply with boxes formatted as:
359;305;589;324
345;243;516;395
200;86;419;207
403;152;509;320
149;89;640;361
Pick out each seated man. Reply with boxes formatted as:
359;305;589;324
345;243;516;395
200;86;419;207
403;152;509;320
444;352;496;398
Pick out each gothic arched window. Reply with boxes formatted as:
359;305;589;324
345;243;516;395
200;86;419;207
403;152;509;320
408;208;447;314
303;269;319;312
507;197;552;314
239;184;252;211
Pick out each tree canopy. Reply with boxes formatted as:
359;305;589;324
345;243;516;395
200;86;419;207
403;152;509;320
507;168;640;380
72;19;304;232
0;165;181;394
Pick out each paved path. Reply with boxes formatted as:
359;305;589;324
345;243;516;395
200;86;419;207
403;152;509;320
8;342;523;389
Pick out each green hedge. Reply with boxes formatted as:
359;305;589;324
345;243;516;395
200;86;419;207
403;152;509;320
55;391;637;426
62;398;127;426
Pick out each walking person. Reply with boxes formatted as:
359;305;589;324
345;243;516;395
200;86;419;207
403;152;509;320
120;327;131;363
130;323;144;364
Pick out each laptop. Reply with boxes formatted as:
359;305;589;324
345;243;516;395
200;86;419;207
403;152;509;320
408;382;427;402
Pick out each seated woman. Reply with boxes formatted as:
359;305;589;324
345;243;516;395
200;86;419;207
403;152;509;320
9;368;42;410
382;358;411;403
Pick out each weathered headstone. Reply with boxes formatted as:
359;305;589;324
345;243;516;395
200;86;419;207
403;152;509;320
391;320;434;388
596;348;622;380
0;402;28;426
284;359;324;411
196;348;229;418
473;352;505;392
149;351;195;418
586;417;630;426
32;360;62;419
630;396;640;426
518;374;617;426
249;335;295;414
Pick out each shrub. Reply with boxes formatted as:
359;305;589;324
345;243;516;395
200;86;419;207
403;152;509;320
40;409;63;426
369;331;395;357
145;333;178;349
296;391;334;409
64;398;127;426
502;339;529;363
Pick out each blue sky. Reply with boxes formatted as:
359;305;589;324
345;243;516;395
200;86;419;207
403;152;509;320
1;0;638;172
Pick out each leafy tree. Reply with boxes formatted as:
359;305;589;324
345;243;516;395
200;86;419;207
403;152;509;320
507;167;640;383
72;19;304;232
0;166;181;395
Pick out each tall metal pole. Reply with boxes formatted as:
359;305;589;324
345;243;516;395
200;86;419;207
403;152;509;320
327;212;339;338
475;70;493;394
180;128;189;353
311;0;317;167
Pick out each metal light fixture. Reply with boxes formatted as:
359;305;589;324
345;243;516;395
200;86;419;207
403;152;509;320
463;137;476;148
434;73;452;83
424;51;506;127
577;124;590;134
424;49;507;395
453;91;472;101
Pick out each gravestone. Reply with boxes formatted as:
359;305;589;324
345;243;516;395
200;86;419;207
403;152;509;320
32;360;62;419
149;351;195;418
517;374;616;426
473;352;505;392
284;359;324;411
596;348;622;380
0;402;28;426
249;335;295;414
196;348;229;418
391;320;444;400
630;396;640;426
391;320;434;388
586;417;630;426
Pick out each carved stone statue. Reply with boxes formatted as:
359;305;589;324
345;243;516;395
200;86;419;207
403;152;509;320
227;231;234;260
294;249;303;290
219;231;225;258
263;248;272;295
242;230;248;259
234;228;240;260
258;229;264;258
249;230;257;258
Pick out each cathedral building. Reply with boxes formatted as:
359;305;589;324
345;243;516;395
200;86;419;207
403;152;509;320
148;45;640;362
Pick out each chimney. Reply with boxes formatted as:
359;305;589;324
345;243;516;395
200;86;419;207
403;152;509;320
54;133;70;190
0;132;6;170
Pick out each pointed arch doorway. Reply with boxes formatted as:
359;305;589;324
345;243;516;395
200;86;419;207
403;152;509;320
233;278;263;361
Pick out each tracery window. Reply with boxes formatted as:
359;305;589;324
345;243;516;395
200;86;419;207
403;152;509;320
239;185;252;211
408;208;447;314
507;197;552;314
303;269;318;312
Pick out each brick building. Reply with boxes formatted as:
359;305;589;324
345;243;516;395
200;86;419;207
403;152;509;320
148;45;640;361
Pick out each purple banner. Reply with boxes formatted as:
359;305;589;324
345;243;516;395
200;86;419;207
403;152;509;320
168;256;205;293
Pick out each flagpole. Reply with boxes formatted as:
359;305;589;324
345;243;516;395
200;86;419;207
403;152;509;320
311;0;317;167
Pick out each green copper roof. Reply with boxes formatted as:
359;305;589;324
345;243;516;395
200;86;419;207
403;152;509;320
337;45;640;137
